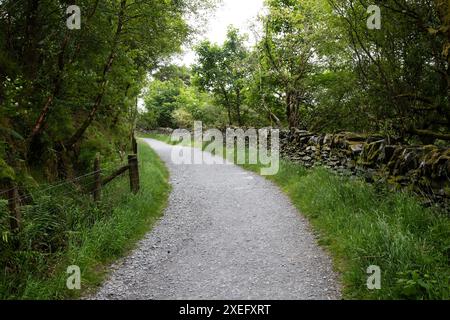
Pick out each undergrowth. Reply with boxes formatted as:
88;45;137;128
0;141;169;299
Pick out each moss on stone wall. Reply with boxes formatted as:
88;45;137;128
280;130;449;210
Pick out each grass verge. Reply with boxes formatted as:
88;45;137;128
148;133;450;300
0;140;170;299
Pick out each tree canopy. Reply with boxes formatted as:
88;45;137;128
0;0;213;183
3;0;450;186
140;0;449;147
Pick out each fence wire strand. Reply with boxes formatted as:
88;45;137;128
1;158;130;204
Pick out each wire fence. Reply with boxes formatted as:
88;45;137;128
0;136;140;234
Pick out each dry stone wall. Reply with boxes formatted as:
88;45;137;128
280;129;450;208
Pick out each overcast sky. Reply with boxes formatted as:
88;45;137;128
173;0;266;66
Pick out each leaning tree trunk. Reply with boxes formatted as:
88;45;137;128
28;0;101;144
29;34;69;141
65;0;127;150
56;0;126;178
286;90;299;129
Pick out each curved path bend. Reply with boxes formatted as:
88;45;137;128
92;138;341;300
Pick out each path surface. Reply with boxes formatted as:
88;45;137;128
92;139;341;300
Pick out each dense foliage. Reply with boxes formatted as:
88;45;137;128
139;65;224;129
0;0;211;184
140;0;450;146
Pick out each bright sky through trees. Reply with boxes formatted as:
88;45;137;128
175;0;265;66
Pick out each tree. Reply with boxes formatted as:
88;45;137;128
329;0;450;142
259;0;336;129
193;27;249;126
143;79;183;128
140;65;223;129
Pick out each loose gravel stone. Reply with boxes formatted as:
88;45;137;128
91;139;341;300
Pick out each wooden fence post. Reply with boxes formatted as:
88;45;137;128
128;154;140;194
132;134;138;155
8;185;21;232
93;153;102;202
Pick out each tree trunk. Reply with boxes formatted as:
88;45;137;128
29;34;69;141
409;128;450;141
286;90;298;129
235;88;242;126
222;88;233;126
65;0;127;149
23;0;40;79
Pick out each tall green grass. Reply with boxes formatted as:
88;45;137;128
0;141;169;299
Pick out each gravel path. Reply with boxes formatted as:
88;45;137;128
92;138;341;300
